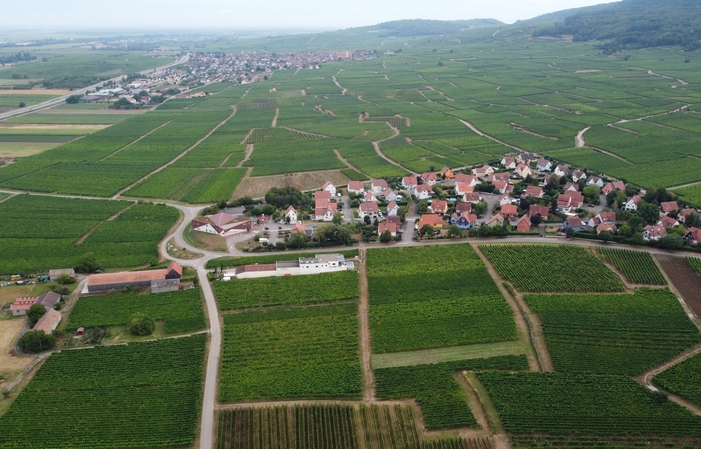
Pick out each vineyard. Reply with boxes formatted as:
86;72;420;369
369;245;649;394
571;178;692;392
654;352;701;407
216;404;494;449
689;257;701;276
367;245;518;353
480;245;625;293
220;303;362;402
66;288;206;334
598;248;666;285
0;197;179;274
476;372;701;436
214;270;359;310
375;356;529;430
363;115;410;128
524;289;701;375
0;335;206;449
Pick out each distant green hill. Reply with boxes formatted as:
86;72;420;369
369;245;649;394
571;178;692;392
532;0;701;53
517;2;615;24
373;19;503;37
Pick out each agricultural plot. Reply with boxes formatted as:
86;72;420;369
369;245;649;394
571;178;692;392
245;139;346;176
0;335;206;449
220;303;362;402
598;248;666;285
207;250;359;269
216;404;492;449
215;270;359;310
675;183;701;208
477;372;701;436
375;356;528;430
126;166;246;203
689;257;701;276
480;245;625;293
367;245;517;353
0;197;178;274
67;288;205;334
525;289;701;376
654;352;701;407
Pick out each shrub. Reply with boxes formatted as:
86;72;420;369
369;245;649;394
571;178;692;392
18;330;56;353
128;313;155;336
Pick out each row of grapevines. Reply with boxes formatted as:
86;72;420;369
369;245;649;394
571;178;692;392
598;248;666;285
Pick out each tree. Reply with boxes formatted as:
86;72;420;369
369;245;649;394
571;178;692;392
583;185;601;204
417;200;429;214
17;330;55;353
379;230;393;243
658;233;684;250
56;274;75;285
447;225;463;238
530;214;542;226
566;227;575;239
629;232;645;246
315;224;335;243
128;313;155;336
420;225;435;239
288;232;307;249
18;102;26;108
599;230;614;243
363;215;371;225
638;201;660;224
619;224;632;238
75;252;98;273
66;94;82;104
336;225;353;244
332;213;344;225
27;304;46;325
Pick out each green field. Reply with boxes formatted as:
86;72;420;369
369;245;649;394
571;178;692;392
598;248;667;285
0;94;59;108
67;288;206;334
654;352;701;407
5;113;137;125
525;289;701;375
367;245;518;354
0;335;206;449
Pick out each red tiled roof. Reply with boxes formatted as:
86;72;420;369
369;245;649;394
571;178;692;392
501;205;517;216
661;201;679;213
419;214;444;228
379;222;398;234
33;309;61;334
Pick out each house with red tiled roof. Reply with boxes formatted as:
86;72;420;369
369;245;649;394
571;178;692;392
422;172;439;186
597;223;618;234
563;216;583;231
463;192;481;204
524;185;544;199
451;213;478;229
454;174;479;187
678;209;697;224
86;262;182;293
587;211;616;228
602;181;626;195
563;182;579;192
684;227;701;246
32;309;61;335
322;181;337;196
430;200;448;215
572;170;586;183
379;222;399;237
415;185;433;200
315;190;332;201
364;192;378;203
499;194;513;206
359;202;380;220
10;296;38;317
529;205;549;220
418;214;444;229
516;215;532;233
501;204;518;220
386;201;400;217
486;214;505;227
623;195;642;212
554;164;570;177
558;192;584;212
348;181;365;194
537;159;552;171
586;175;604;188
493;181;509;194
455;182;473;196
456;202;472;215
371;179;388;194
657;216;680;228
660;201;680;215
386;216;401;226
501;157;516;169
472;165;494;178
643;225;667;242
514;164;532;179
292;222;307;235
402;176;418;189
383;188;398;202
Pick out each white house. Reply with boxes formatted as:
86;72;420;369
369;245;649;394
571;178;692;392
554;164;570;177
536;159;553;172
501;157;516;169
472;165;494;177
572;170;586;183
359;202;381;219
402;176;418;189
586;176;605;188
386;201;400;217
348;181;365;194
323;181;337;196
383;188;398;202
371;179;389;194
643;225;667;242
285;206;298;224
514;164;532;179
623;195;642;212
315;206;336;222
364;192;378;203
498;194;513;206
455;182;473;196
414;185;433;200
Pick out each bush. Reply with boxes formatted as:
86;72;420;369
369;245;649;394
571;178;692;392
18;330;56;353
56;274;75;285
128;313;155;336
27;304;46;325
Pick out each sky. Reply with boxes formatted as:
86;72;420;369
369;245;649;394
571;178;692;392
0;0;617;30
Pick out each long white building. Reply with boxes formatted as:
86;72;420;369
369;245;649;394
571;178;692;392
226;254;353;280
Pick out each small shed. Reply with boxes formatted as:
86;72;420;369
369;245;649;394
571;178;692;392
76;328;85;335
151;278;180;294
49;269;75;282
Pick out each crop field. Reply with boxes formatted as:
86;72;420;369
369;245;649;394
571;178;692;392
125;166;246;203
598;248;666;285
654;352;701;407
525;289;701;375
214;270;359;310
657;256;701;318
367;245;517;353
375;355;528;430
477;372;701;437
4;113;136;125
0;196;178;274
67;288;205;334
689;257;701;276
0;93;59;108
217;404;493;449
220;303;362;402
480;245;625;293
0;335;206;449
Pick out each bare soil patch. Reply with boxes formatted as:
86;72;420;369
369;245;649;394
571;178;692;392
0;89;70;95
233;170;351;199
0;318;33;380
42;108;148;115
657;256;701;319
0;142;62;158
0;124;108;131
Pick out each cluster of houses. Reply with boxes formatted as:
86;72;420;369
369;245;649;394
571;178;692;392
10;291;62;336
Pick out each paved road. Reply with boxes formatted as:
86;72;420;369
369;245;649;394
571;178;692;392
0;54;189;121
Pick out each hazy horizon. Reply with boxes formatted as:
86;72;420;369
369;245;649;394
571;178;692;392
1;0;618;32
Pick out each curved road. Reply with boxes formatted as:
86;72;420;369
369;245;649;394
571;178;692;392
0;54;189;121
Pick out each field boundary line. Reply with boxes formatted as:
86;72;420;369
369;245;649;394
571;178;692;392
0;192;17;204
372;123;417;175
457;119;528;154
332;70;347;95
333;148;368;177
271;107;279;127
371;341;525;369
358;249;376;401
463;372;505;434
472;244;549;372
455;372;492;434
98;118;174;162
112;106;237;200
74;203;135;245
236;144;254;168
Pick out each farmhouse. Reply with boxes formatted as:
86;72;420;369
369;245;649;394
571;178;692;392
10;291;61;317
643;225;667;242
347;181;365;194
418;214;444;229
85;262;182;293
451;213;478;229
322;181;337;196
32;309;61;335
49;268;75;281
378;222;399;237
192;213;252;236
229;254;352;279
402;176;418;189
